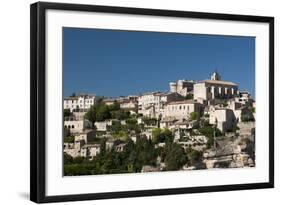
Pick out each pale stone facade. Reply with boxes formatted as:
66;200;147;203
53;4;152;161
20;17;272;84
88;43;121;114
120;101;137;109
105;139;115;151
115;143;126;152
209;106;236;132
80;144;101;159
64;94;97;112
74;130;96;144
64;118;92;134
138;92;184;118
234;91;254;106
163;100;203;120
194;72;238;101
169;79;194;97
160;117;178;129
94;120;113;132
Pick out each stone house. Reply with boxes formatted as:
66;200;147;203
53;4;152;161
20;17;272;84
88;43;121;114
80;144;101;160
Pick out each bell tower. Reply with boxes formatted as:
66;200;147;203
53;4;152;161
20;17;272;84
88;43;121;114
211;70;221;81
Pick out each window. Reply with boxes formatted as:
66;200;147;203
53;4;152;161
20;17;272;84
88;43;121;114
179;106;182;110
72;125;75;129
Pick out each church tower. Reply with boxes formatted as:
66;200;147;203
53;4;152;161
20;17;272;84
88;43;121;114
211;70;221;81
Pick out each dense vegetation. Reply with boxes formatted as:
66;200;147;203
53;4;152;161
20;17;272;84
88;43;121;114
64;135;203;175
84;102;131;123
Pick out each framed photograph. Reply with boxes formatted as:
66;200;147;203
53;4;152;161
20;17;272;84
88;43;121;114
30;2;274;203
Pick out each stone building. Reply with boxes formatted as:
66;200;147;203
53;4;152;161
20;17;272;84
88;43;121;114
169;79;194;97
64;94;97;112
80;144;101;159
74;130;96;144
234;91;254;106
193;71;238;101
138;92;184;118
94;120;113;132
209;106;237;132
115;143;126;152
120;100;137;110
163;100;203;120
64;117;92;134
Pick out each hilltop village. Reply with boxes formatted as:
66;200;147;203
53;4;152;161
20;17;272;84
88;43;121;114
63;71;256;175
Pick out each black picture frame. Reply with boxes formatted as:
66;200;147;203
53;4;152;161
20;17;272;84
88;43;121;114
30;2;274;203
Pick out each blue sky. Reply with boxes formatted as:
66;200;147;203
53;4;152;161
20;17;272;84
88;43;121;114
63;27;255;98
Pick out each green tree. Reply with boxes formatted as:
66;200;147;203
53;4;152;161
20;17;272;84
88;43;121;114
165;143;188;171
143;117;157;126
64;153;73;164
152;128;174;144
64;108;71;118
186;147;202;165
108;102;120;111
152;128;162;143
84;105;97;123
64;126;70;138
198;125;222;148
111;109;130;120
96;104;111;121
251;107;255;113
190;112;199;121
241;113;255;122
73;156;86;164
115;130;129;141
185;94;193;100
108;121;122;133
64;136;74;143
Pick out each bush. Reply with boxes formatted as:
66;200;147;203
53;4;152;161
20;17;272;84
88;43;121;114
165;143;188;171
64;109;71;117
64;136;74;143
186;148;202;165
143;117;158;126
190;112;199;121
152;128;173;144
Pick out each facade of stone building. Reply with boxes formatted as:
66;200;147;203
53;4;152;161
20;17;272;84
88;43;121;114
80;144;101;159
209;106;237;132
64;118;92;134
163;100;203;120
194;72;238;101
138;92;184;117
169;79;194;97
74;130;96;144
64;94;97;112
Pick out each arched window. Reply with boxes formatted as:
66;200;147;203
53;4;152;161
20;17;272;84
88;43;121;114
72;125;74;129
